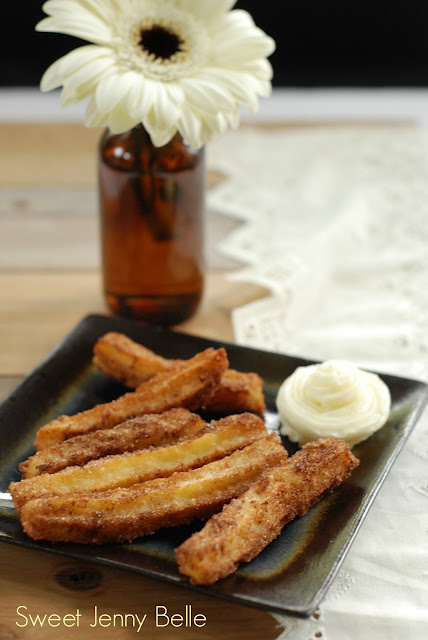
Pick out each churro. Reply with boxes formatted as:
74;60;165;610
93;332;265;415
93;332;174;387
11;413;268;511
21;434;287;544
20;409;206;478
176;437;359;585
35;347;228;450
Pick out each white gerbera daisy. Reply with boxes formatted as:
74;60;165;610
36;0;275;148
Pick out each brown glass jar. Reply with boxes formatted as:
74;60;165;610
98;125;205;326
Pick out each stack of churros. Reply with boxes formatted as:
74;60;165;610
10;333;359;585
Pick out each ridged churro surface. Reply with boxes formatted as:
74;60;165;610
21;434;287;544
93;332;265;415
176;437;359;585
93;332;175;387
34;347;228;450
11;413;267;510
20;409;206;478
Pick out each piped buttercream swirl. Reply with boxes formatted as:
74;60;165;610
276;360;391;447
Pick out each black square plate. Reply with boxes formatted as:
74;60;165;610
0;314;427;617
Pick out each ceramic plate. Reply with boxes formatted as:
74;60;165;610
0;314;427;617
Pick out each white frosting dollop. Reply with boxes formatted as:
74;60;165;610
276;360;391;447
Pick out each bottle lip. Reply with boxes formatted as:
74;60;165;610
100;126;204;172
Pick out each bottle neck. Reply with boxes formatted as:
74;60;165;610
100;125;204;173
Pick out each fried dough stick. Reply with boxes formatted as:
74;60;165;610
93;332;265;415
93;332;173;387
34;347;228;450
12;414;268;511
176;437;359;585
21;434;287;544
20;409;206;478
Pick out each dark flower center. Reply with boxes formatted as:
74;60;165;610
139;25;183;60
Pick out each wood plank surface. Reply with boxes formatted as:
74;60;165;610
0;376;22;403
0;123;100;187
0;271;266;375
0;545;284;640
0;122;280;639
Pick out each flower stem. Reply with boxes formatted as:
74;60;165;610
132;125;176;242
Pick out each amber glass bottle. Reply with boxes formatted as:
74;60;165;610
98;125;205;325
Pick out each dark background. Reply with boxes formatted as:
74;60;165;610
2;1;428;87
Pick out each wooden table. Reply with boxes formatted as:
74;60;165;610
0;123;284;639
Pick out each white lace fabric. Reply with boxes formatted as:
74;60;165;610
207;125;428;639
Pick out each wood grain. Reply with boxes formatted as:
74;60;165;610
0;123;100;187
0;271;266;375
0;376;22;403
0;123;229;188
0;122;279;639
0;545;284;640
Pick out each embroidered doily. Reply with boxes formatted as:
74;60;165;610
207;125;428;639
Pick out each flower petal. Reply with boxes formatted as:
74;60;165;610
64;56;113;93
209;11;276;66
177;108;203;150
175;0;237;23
223;105;240;129
199;110;229;144
123;73;146;117
36;1;113;45
143;118;177;147
95;70;133;113
180;77;236;115
40;45;112;91
125;76;155;121
36;0;275;147
107;104;139;134
206;68;271;111
197;67;261;112
85;96;108;127
213;35;276;67
145;83;182;132
208;7;255;35
60;62;111;106
239;59;274;82
80;0;117;23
